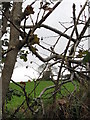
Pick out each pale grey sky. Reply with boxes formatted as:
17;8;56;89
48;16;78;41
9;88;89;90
11;0;89;82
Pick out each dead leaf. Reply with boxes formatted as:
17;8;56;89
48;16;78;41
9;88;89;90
30;46;38;53
30;34;40;45
24;5;34;16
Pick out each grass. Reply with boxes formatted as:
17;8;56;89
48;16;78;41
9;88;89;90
6;80;79;114
6;81;54;111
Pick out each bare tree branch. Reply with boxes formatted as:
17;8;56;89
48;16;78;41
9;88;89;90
41;24;76;43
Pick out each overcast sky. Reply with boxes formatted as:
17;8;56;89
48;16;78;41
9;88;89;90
11;0;89;82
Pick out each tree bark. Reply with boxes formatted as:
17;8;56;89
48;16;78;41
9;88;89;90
2;2;22;117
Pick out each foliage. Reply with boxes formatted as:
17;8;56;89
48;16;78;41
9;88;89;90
1;0;90;119
5;81;89;120
83;51;90;64
24;5;34;16
5;81;79;115
6;88;23;102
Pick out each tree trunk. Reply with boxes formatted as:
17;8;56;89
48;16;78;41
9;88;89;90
2;2;22;118
87;62;90;111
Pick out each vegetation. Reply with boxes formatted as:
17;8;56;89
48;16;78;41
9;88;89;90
1;0;90;119
5;80;79;119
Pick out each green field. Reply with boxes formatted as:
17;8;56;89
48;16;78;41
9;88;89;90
6;80;79;113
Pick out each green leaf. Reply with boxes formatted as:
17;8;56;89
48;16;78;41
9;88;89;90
26;51;29;54
24;57;27;62
83;52;90;64
20;54;27;62
2;57;6;63
82;50;88;55
21;50;24;53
